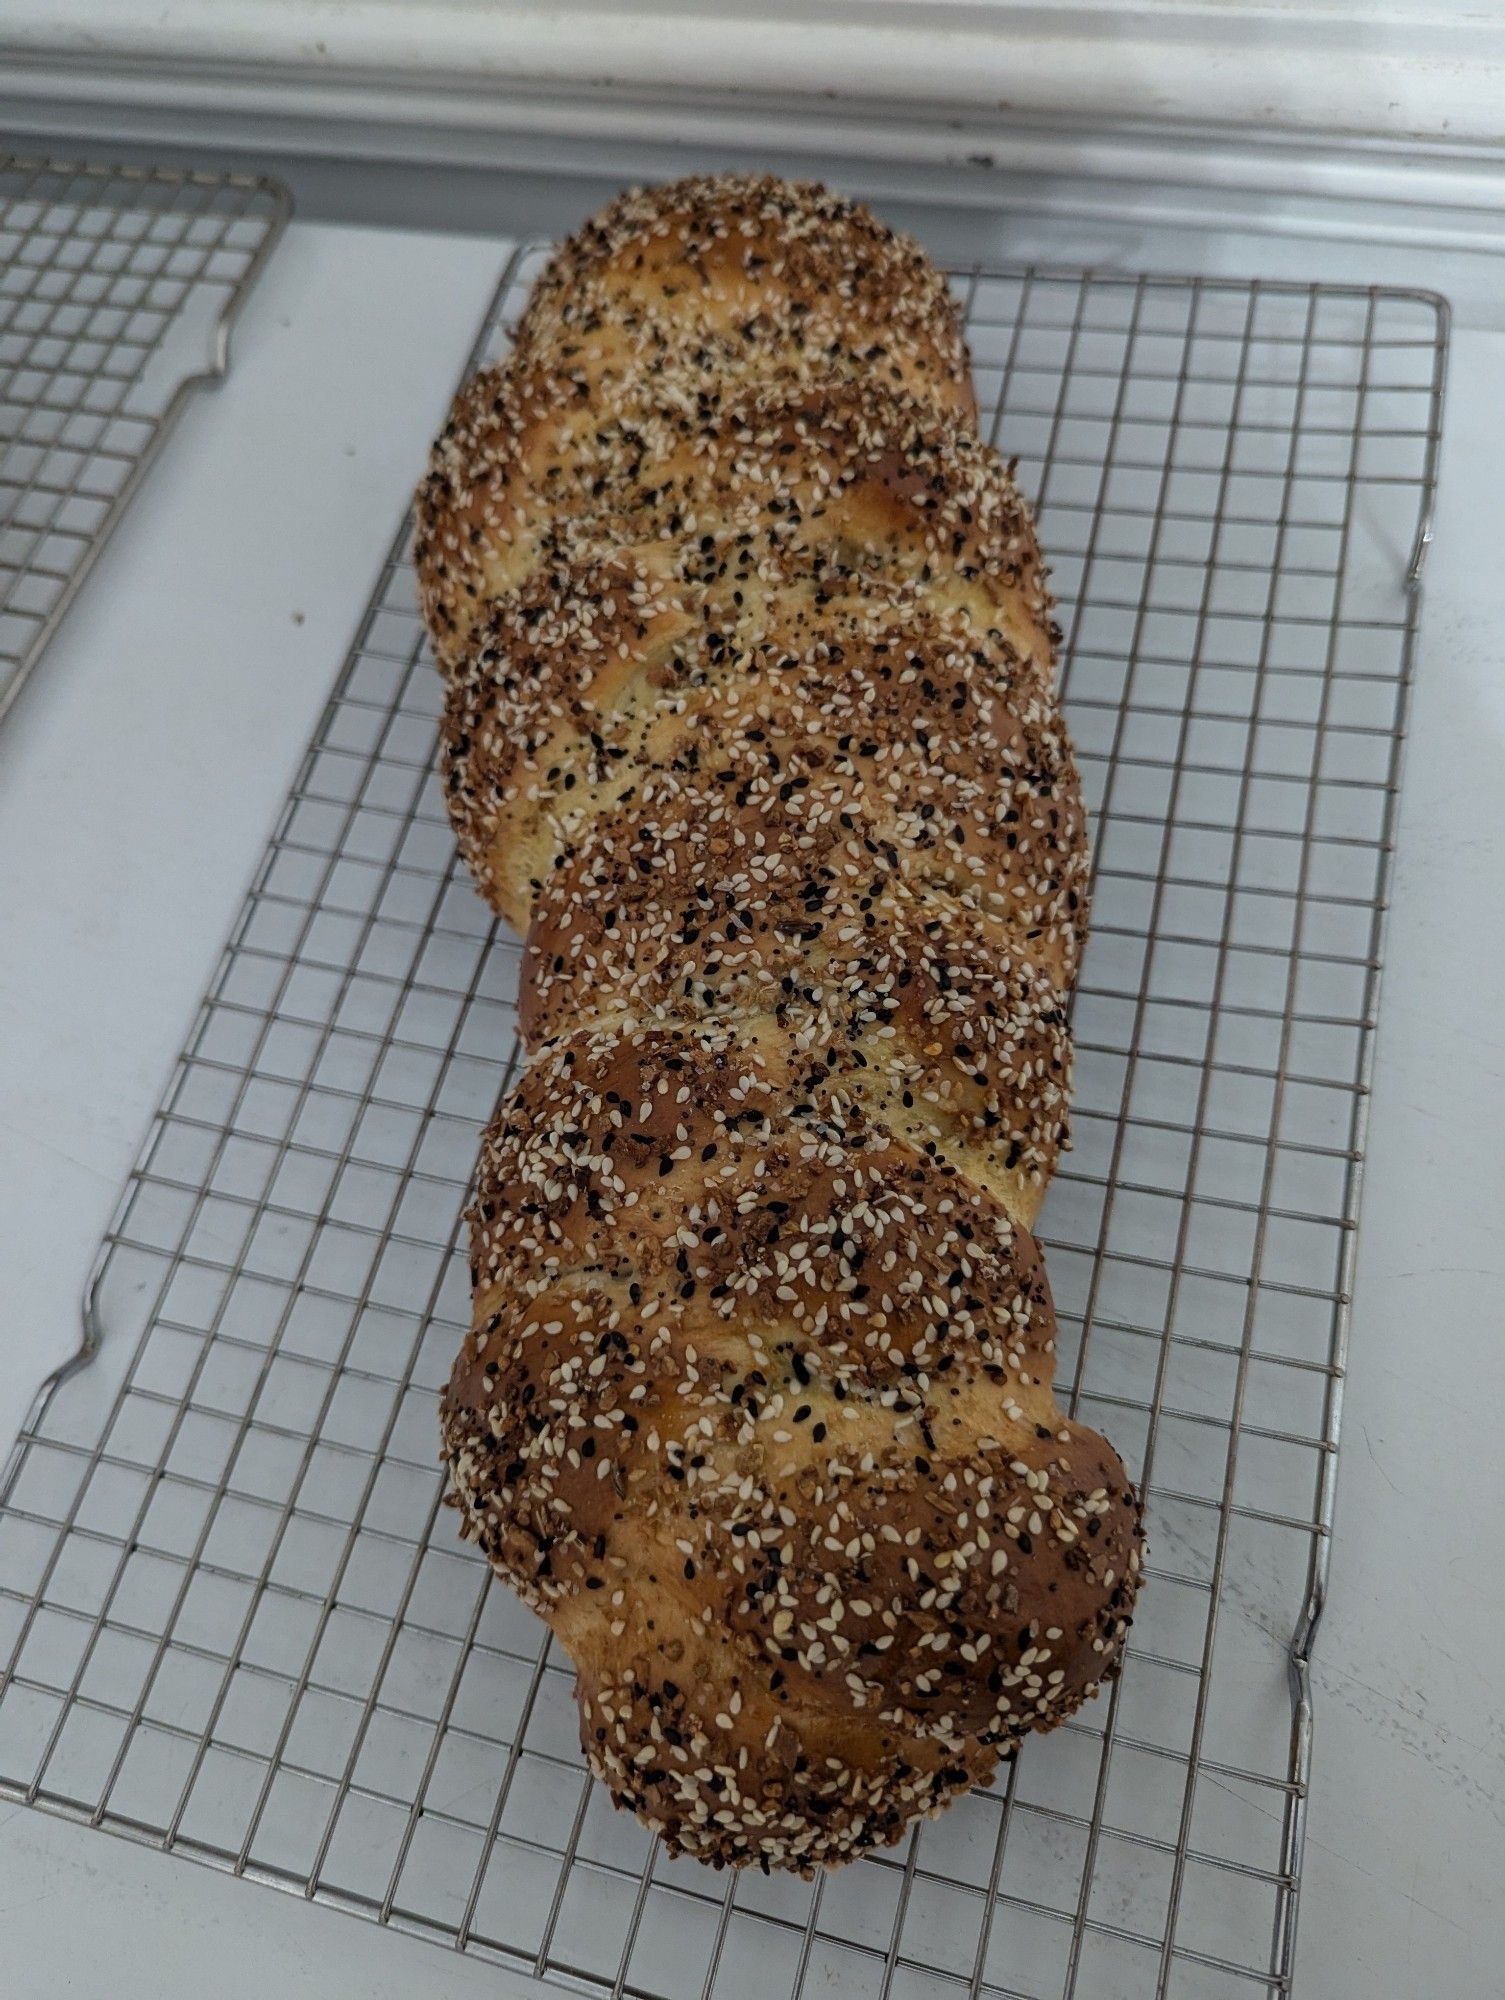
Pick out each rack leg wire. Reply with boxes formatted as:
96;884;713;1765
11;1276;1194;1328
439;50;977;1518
0;241;1448;2000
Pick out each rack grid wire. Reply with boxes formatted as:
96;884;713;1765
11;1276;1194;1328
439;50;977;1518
0;154;290;722
0;244;1447;2000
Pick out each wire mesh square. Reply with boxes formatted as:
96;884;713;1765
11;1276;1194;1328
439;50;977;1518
0;155;290;721
0;244;1445;1998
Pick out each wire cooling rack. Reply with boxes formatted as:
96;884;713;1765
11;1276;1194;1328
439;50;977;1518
0;155;290;723
0;245;1446;1999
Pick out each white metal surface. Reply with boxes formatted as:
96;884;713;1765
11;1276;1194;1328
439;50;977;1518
0;207;1500;2000
0;239;1448;1996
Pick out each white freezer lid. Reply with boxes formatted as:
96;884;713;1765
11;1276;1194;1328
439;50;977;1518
5;0;1505;158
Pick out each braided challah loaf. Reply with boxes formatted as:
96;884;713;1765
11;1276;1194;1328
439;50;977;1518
416;175;1143;1873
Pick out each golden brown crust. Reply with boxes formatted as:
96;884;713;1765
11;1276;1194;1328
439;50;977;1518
417;172;1144;1872
415;365;1044;676
513;173;975;422
416;173;973;672
441;550;1080;961
444;1022;1140;1869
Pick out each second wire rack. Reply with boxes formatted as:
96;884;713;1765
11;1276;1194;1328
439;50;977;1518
0;155;289;721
